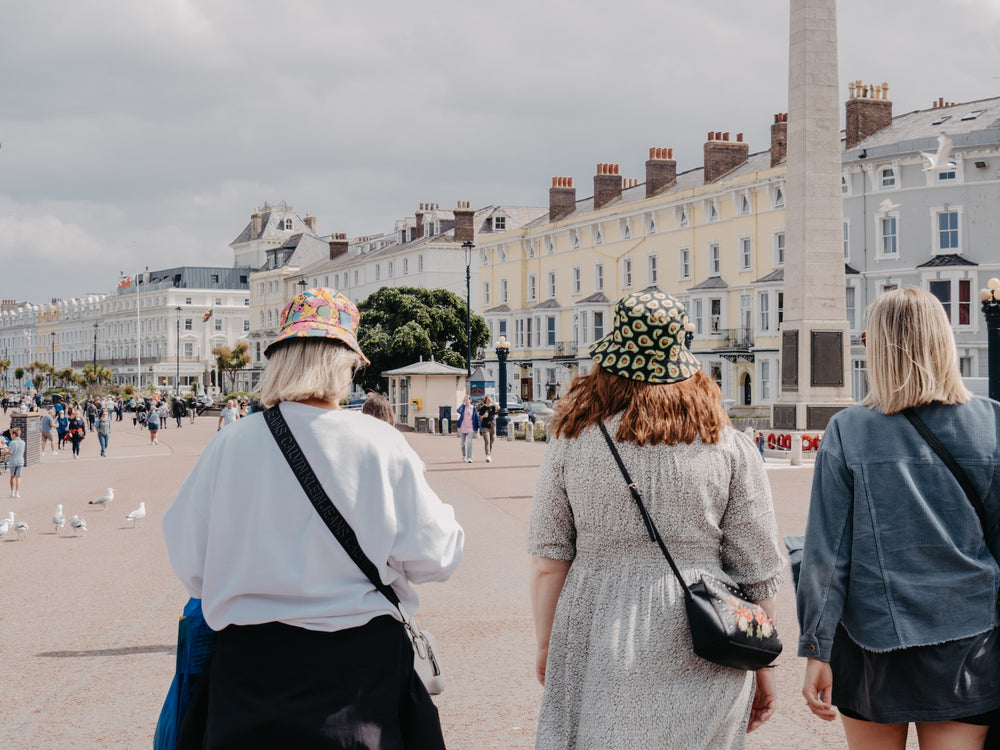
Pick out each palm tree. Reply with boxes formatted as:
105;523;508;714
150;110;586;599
0;358;10;392
57;368;75;389
14;367;24;392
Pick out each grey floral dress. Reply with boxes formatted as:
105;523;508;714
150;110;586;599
528;417;783;749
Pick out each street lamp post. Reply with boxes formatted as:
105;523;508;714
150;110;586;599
463;240;474;380
175;306;182;396
297;279;308;294
980;278;1000;401
92;322;99;372
50;332;55;368
495;336;511;438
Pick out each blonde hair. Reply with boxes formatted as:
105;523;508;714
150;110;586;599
260;339;364;408
863;286;972;414
9;427;20;438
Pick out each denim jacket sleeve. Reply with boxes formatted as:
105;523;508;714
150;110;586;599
796;417;854;661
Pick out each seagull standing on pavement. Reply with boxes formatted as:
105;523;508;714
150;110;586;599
89;488;114;510
0;517;9;540
14;520;28;540
70;515;88;536
125;502;146;528
921;132;957;172
53;504;66;534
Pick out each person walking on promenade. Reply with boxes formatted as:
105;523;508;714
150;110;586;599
171;396;185;428
163;288;463;748
95;408;112;457
478;395;498;463
56;410;69;450
797;287;1000;750
86;400;98;431
40;409;57;456
361;391;394;425
217;399;239;431
529;290;783;749
67;410;86;459
456;394;480;463
146;402;160;445
5;427;25;497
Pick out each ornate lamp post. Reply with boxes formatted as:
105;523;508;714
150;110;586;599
175;306;182;396
495;335;511;437
979;277;1000;402
463;240;474;380
92;322;99;372
297;278;308;294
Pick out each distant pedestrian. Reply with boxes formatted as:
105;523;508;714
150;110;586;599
146;403;160;445
456;394;480;463
86;400;98;430
362;391;394;425
5;427;25;497
187;396;197;424
56;411;69;449
95;408;112;457
40;409;57;456
1;395;7;414
217;399;239;431
478;395;498;463
172;397;186;428
67;410;87;459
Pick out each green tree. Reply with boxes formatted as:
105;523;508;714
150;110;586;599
0;358;9;391
212;341;251;395
356;287;489;392
14;366;24;391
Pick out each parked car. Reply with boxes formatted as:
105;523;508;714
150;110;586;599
502;394;530;424
525;401;555;424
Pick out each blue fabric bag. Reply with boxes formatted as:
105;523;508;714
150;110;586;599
153;598;217;750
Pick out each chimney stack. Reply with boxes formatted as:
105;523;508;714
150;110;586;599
250;210;262;238
328;232;349;260
415;203;426;238
645;147;676;197
303;214;317;233
845;81;892;149
704;132;750;183
770;114;788;167
549;177;576;221
453;201;475;245
593;163;622;209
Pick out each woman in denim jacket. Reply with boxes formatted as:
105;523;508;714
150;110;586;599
797;287;1000;749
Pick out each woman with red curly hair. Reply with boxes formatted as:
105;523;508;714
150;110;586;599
528;290;783;749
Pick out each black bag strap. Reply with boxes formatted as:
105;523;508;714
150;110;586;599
901;408;990;538
598;423;692;600
263;405;401;608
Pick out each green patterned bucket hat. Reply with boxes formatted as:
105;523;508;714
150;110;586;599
589;290;700;384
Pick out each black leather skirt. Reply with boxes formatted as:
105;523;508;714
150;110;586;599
831;623;1000;724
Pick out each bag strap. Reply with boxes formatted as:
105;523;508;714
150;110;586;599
598;423;692;599
263;405;402;609
900;408;990;537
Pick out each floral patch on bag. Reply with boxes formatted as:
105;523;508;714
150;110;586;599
724;594;775;639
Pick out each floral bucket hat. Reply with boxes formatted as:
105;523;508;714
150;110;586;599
264;288;370;363
589;289;700;384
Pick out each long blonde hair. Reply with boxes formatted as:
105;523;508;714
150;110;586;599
259;339;364;408
862;287;971;414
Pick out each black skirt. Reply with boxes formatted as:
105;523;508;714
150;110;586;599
831;623;1000;724
196;615;444;750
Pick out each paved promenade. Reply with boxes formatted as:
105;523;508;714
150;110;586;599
0;411;918;749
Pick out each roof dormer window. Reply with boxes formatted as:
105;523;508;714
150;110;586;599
493;216;507;231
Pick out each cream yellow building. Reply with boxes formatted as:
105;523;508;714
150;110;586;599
478;121;791;410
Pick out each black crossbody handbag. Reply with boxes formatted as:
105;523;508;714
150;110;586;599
263;405;445;695
599;423;782;671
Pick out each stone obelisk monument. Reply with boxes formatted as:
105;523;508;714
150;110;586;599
773;0;854;431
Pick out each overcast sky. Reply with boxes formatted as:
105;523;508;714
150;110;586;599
1;0;998;305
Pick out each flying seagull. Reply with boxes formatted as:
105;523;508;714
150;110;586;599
125;502;146;528
53;504;66;534
921;132;957;172
70;515;88;536
878;199;900;214
89;488;114;509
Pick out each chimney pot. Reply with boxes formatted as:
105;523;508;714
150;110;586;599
704;131;750;183
646;145;677;197
328;233;349;260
